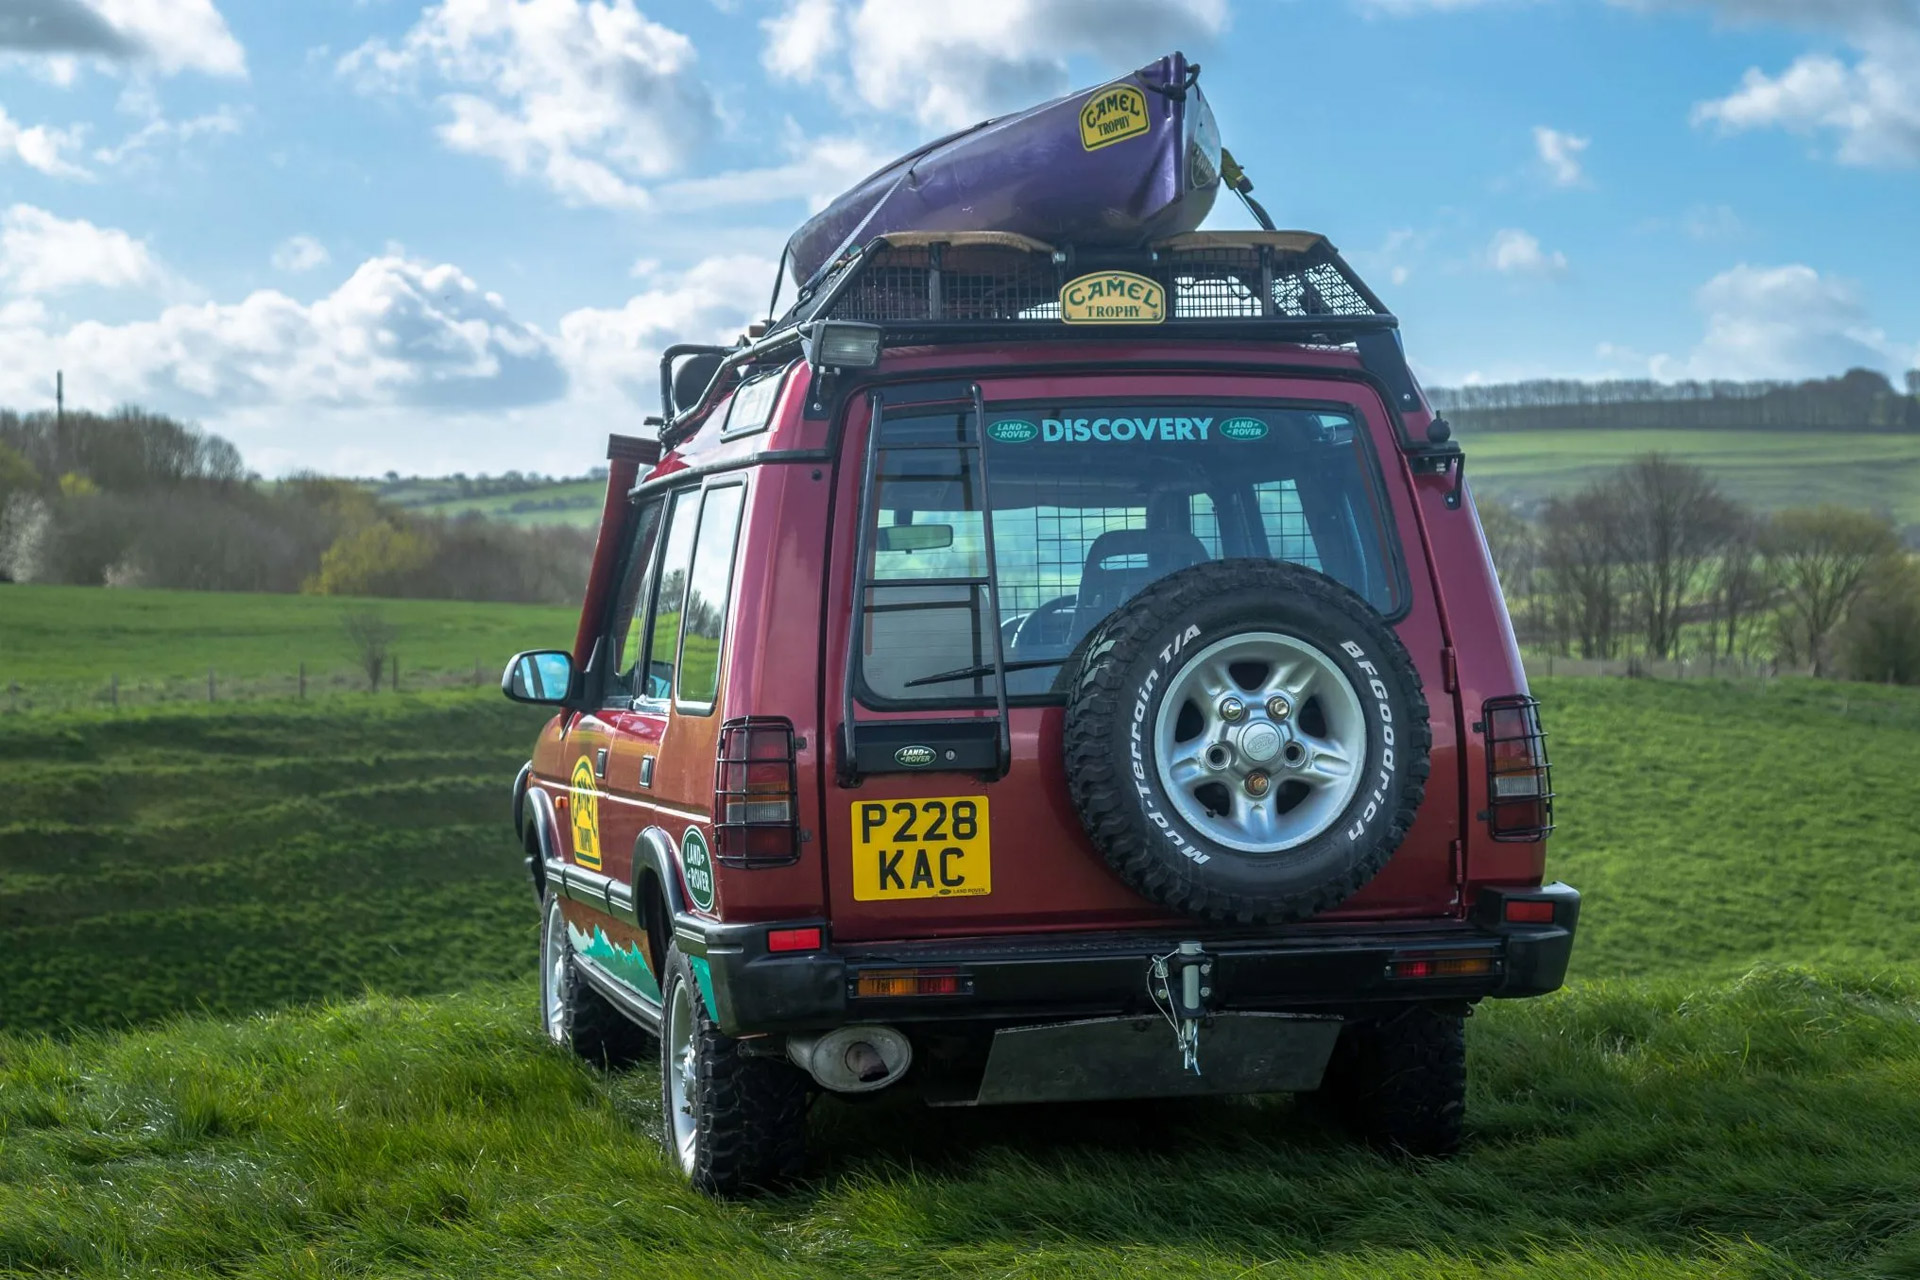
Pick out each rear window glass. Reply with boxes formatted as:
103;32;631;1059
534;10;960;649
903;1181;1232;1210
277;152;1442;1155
859;402;1401;703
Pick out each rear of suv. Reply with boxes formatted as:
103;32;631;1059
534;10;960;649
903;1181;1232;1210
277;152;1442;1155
504;231;1576;1195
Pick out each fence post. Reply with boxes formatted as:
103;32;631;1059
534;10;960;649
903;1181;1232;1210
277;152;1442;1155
207;667;215;703
390;654;399;693
299;661;306;701
109;673;118;710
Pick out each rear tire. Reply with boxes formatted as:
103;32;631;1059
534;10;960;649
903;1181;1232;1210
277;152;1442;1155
1320;1005;1466;1156
659;944;810;1195
540;894;650;1068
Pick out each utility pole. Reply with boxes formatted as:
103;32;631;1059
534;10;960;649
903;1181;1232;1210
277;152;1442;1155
55;371;65;473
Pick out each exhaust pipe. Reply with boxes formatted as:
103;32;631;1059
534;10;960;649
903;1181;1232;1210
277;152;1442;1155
786;1025;912;1093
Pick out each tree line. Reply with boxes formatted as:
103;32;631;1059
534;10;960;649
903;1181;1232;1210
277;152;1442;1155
0;406;591;605
1480;454;1919;683
1432;368;1920;434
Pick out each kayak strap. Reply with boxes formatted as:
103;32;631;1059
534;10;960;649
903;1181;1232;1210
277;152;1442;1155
1220;147;1277;233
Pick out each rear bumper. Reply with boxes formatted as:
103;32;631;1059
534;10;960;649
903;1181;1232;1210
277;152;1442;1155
676;882;1580;1037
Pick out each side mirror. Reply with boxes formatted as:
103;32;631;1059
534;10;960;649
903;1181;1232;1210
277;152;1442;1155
502;650;577;705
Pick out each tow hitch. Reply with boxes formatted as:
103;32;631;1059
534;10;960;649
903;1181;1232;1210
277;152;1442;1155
1149;941;1215;1075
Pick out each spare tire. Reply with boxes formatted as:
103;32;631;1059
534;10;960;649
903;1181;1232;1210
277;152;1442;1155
1064;560;1430;924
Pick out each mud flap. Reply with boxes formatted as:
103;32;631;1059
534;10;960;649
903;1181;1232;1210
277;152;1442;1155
947;1012;1342;1106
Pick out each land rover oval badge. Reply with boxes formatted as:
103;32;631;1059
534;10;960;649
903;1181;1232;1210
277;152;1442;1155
1220;417;1270;441
895;745;936;768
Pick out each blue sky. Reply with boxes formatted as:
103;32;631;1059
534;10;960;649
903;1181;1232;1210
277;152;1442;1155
0;0;1915;476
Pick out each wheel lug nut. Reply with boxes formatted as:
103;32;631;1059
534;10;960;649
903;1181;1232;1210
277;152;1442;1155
1266;695;1292;720
1219;697;1246;722
1245;771;1271;797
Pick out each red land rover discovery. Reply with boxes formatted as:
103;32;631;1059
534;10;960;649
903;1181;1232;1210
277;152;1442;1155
504;231;1576;1195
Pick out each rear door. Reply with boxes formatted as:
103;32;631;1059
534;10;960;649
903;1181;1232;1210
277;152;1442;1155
821;372;1463;942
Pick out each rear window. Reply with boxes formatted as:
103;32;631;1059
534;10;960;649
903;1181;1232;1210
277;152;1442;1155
859;401;1402;703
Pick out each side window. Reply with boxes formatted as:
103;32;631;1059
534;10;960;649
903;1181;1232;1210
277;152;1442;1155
603;499;666;704
641;490;703;704
675;485;747;710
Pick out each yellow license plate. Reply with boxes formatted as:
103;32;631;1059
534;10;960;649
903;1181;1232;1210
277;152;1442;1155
851;796;991;901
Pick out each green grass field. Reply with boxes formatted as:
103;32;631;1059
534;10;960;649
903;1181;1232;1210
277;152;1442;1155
1462;428;1920;523
0;584;576;707
5;644;1920;1275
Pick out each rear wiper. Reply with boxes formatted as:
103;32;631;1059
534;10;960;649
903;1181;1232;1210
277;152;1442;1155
903;657;1067;689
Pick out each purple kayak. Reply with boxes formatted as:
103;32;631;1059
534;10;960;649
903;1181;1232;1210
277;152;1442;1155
785;52;1222;287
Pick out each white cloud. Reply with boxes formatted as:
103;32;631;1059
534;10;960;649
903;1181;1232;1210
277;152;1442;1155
1682;203;1746;240
0;204;161;294
1533;125;1590;186
1657;262;1913;379
91;103;243;167
1607;0;1920;166
560;253;774;403
658;129;891;213
1486;228;1567;276
0;105;91;178
760;0;1229;129
339;0;717;211
1693;45;1920;166
0;0;245;77
0;254;567;416
271;235;330;274
761;0;839;83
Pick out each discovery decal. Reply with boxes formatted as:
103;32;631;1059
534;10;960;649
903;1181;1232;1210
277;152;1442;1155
1036;416;1214;442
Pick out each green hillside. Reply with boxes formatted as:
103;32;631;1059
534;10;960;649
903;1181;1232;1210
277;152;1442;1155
376;476;604;528
1461;428;1920;523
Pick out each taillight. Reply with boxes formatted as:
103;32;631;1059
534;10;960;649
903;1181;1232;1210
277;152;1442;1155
1482;695;1555;842
714;716;801;868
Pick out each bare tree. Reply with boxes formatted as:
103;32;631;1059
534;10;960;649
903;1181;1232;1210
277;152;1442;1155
1712;514;1773;659
1843;561;1920;684
1611;455;1742;659
1475;493;1536;604
1764;506;1901;676
1538;484;1623;659
342;609;398;693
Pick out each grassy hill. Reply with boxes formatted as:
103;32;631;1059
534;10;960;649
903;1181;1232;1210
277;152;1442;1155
1461;428;1920;524
4;630;1920;1276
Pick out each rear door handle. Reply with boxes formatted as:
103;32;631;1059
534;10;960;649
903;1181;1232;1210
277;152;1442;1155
594;748;608;779
639;756;655;787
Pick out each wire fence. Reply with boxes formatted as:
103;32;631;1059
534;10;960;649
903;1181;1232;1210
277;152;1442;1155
1523;653;1790;680
1;657;501;716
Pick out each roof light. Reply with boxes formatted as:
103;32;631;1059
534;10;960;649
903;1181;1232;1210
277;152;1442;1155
802;320;882;371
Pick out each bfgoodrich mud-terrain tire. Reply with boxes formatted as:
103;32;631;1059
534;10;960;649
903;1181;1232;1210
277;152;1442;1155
1064;559;1431;924
540;893;650;1067
659;945;809;1196
1320;1005;1467;1156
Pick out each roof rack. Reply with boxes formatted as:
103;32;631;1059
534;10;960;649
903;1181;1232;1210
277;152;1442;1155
659;231;1428;447
771;230;1398;345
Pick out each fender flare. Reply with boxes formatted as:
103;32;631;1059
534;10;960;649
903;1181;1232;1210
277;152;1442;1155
511;760;532;841
522;783;562;900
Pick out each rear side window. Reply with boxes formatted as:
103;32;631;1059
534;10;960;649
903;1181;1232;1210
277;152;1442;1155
675;484;746;710
643;490;703;704
858;402;1400;703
